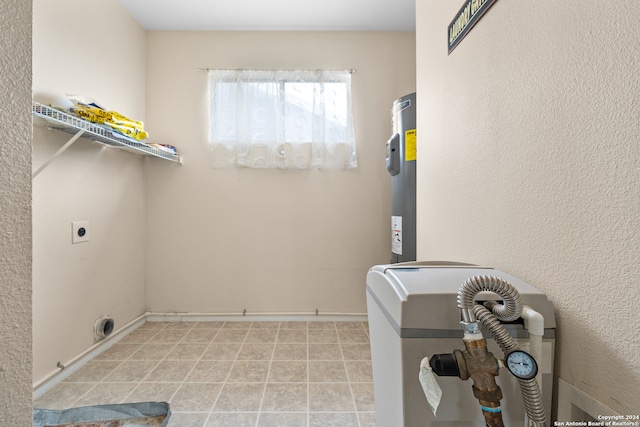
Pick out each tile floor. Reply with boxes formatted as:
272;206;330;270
35;320;377;427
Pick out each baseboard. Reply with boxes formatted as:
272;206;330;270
33;314;147;399
556;377;620;421
145;311;368;323
33;311;368;399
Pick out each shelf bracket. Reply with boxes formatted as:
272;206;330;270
33;129;86;178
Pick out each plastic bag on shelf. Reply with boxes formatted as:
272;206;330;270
66;95;149;141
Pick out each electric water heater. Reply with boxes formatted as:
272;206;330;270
386;92;416;263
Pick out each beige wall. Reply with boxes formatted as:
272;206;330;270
32;0;148;382
31;13;415;381
416;1;639;414
144;32;415;314
0;0;32;422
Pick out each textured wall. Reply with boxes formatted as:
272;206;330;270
144;32;416;314
416;1;639;414
0;0;32;423
32;0;147;383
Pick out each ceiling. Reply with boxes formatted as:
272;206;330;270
117;0;415;32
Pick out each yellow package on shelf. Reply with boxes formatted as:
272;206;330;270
69;101;149;141
107;122;149;141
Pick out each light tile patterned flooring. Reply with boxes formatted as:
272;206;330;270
35;321;376;427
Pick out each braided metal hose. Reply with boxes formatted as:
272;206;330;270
457;275;523;323
473;303;519;354
458;275;547;427
475;304;547;427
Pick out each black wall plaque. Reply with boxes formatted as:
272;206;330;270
448;0;498;54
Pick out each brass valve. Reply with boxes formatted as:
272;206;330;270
430;336;504;427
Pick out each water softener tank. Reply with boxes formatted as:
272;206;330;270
366;262;556;427
386;93;416;263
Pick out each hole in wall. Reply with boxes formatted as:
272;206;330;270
94;315;114;341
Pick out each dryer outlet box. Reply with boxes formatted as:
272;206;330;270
72;221;90;244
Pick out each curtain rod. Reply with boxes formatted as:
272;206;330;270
198;68;356;73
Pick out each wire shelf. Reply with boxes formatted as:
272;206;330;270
32;102;183;164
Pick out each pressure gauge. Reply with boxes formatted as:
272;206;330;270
505;350;538;380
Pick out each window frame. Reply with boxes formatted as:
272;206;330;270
208;69;357;169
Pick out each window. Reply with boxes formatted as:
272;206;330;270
208;70;357;169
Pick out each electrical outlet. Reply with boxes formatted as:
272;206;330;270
72;221;90;244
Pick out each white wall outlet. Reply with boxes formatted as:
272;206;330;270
72;221;90;244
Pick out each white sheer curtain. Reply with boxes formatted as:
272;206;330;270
208;69;357;169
